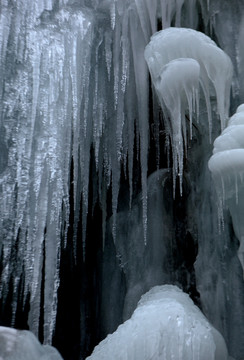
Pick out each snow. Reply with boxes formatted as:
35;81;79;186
0;326;63;360
86;285;229;360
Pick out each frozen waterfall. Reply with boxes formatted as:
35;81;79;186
1;0;244;360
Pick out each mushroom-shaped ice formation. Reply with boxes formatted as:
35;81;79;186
144;27;233;193
0;326;63;360
86;285;229;360
208;104;244;272
150;57;200;194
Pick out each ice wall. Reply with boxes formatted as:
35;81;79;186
0;1;95;343
0;0;193;342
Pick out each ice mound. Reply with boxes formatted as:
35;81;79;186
86;285;229;360
209;104;244;272
0;326;63;360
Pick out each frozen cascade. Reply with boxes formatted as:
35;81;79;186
0;2;95;343
86;285;229;360
1;1;244;360
209;104;244;273
144;27;233;193
0;0;179;343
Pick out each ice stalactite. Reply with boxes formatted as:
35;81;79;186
146;56;200;194
209;104;244;273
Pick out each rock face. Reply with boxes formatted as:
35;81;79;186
0;326;63;360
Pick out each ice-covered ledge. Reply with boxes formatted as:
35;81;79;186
86;285;230;360
0;326;63;360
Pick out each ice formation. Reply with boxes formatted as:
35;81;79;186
86;285;229;360
0;2;95;343
0;326;63;360
144;27;233;192
208;104;244;272
1;0;244;359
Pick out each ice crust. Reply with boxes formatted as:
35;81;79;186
86;285;229;360
0;326;63;360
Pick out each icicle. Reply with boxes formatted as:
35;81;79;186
113;17;121;108
145;0;157;35
110;1;116;30
130;9;149;244
145;55;200;195
105;31;112;80
0;3;95;342
175;0;184;27
134;0;151;42
125;61;137;209
121;14;130;93
159;0;184;29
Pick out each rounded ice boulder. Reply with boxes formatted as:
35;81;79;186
0;326;63;360
86;285;229;360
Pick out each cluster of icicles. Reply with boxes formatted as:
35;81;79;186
144;27;232;195
0;0;234;345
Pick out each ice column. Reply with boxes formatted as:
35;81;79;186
209;104;244;273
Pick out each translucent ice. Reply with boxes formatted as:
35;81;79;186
0;326;63;360
86;285;229;360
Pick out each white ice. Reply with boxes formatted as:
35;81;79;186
144;27;232;193
0;326;63;360
208;104;244;272
149;57;200;194
86;285;229;360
